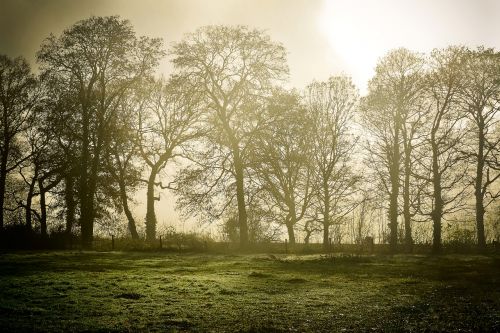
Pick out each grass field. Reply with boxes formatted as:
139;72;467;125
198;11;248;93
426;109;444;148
0;251;498;332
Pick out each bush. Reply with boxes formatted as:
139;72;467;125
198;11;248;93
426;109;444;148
445;228;476;253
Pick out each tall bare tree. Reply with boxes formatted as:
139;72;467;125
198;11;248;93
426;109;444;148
305;76;360;251
136;77;202;241
361;48;425;253
171;25;288;248
37;16;164;248
105;97;143;239
0;55;38;231
415;47;469;253
459;47;500;251
252;89;313;246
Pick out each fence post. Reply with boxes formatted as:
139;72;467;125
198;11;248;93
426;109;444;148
159;235;162;249
285;239;288;254
111;235;115;251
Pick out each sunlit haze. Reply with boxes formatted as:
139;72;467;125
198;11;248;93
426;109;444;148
2;0;499;93
1;0;499;232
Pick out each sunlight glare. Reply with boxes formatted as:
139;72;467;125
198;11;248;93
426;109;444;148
318;0;381;92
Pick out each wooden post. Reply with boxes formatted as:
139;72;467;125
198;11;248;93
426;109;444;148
285;239;288;254
111;235;115;251
159;235;162;249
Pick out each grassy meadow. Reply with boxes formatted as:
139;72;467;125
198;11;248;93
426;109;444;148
0;251;498;332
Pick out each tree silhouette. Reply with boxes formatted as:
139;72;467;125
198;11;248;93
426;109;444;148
135;77;202;241
171;25;288;248
37;16;164;248
306;76;360;251
459;47;500;251
361;49;425;252
252;89;313;246
0;55;39;231
415;47;469;254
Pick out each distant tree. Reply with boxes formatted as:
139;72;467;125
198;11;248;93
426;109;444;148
105;97;143;239
458;47;500;251
16;125;41;232
415;47;469;254
40;72;80;236
251;90;313;246
305;76;360;251
37;16;164;248
360;48;425;253
135;77;202;241
171;25;288;248
33;99;67;236
0;55;39;231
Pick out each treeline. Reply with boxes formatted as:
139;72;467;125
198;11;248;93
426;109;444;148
0;16;499;252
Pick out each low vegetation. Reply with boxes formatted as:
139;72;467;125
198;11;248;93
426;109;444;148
0;251;498;332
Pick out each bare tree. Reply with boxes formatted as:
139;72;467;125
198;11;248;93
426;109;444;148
361;48;425;253
16;119;63;236
252;89;313;246
305;76;360;251
37;16;164;248
415;47;469;253
41;73;80;236
105;98;143;239
136;77;202;241
458;47;500;250
171;25;288;248
0;55;38;231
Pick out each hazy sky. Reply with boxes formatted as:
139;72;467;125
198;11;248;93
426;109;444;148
1;0;499;93
1;0;499;231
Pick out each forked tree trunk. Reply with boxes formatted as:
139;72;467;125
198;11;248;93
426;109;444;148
119;180;139;239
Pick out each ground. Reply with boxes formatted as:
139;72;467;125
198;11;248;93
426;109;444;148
0;251;498;332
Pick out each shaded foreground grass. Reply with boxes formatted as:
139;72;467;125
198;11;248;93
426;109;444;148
0;251;498;332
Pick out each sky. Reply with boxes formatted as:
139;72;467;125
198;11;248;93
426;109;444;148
1;0;499;232
2;0;499;93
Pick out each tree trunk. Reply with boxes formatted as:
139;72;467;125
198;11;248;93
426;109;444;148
389;116;400;253
287;201;297;247
431;146;442;254
475;122;486;251
80;113;102;249
322;183;330;251
403;149;413;253
25;174;37;231
475;198;485;250
304;229;311;245
119;180;139;239
145;165;158;241
79;110;93;249
0;150;8;231
286;222;296;247
65;174;76;235
233;149;248;248
322;224;330;252
38;179;47;237
388;167;400;253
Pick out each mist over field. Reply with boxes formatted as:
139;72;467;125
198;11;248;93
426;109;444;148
0;1;499;331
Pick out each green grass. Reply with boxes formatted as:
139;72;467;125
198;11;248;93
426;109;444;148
0;251;498;332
